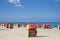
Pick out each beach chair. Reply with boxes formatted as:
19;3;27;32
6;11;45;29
27;24;37;37
6;23;13;29
9;23;13;29
44;24;51;29
38;24;42;28
17;24;21;27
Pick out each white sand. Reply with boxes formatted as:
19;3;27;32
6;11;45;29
0;26;60;40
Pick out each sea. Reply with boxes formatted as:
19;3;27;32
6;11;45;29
0;22;60;28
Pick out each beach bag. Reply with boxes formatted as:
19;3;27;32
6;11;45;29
29;24;37;29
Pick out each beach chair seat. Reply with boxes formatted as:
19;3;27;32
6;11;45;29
28;29;37;37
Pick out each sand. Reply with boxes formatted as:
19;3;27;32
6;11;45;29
0;26;60;40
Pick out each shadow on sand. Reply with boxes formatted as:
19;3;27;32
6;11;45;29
36;35;49;37
29;35;49;38
0;29;10;30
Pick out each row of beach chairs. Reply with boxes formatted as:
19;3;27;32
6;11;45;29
0;23;21;29
0;23;60;29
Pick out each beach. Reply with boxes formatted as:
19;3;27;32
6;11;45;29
0;26;60;40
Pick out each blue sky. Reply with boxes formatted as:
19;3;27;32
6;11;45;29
0;0;60;22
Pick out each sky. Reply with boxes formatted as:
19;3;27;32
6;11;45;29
0;0;60;22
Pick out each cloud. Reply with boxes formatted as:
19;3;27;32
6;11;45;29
8;0;22;7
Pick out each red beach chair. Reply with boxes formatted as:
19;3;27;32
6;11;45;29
44;24;51;29
28;24;37;37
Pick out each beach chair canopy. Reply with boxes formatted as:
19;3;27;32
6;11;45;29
29;24;37;29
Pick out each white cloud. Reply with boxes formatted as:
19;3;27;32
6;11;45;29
8;0;22;7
